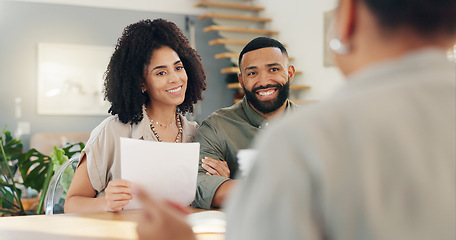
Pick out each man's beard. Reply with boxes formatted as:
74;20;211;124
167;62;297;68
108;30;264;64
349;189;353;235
243;80;290;115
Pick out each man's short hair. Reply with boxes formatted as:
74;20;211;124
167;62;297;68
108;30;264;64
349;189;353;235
360;0;456;36
238;37;288;67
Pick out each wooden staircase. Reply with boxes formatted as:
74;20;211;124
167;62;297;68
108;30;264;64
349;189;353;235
195;1;311;104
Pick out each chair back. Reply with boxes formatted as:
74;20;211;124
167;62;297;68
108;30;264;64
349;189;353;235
44;155;80;215
30;132;90;156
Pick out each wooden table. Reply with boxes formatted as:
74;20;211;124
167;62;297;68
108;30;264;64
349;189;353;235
0;208;224;240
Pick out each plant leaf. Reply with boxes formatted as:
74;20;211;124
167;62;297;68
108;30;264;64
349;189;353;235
17;149;52;192
0;129;23;178
63;142;85;158
0;182;22;211
50;146;68;171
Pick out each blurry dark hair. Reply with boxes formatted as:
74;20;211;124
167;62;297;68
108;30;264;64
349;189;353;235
238;37;288;67
104;18;206;124
358;0;456;36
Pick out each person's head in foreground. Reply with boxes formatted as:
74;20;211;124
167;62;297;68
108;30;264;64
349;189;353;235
104;18;206;124
135;0;456;239
237;37;296;118
330;0;456;75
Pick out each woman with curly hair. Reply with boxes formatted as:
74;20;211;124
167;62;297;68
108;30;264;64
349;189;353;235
64;18;206;213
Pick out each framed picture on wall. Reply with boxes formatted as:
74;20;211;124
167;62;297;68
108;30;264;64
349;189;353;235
37;43;113;115
447;44;456;63
323;9;336;67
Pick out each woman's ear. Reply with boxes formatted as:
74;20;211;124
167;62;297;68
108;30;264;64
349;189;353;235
335;0;357;43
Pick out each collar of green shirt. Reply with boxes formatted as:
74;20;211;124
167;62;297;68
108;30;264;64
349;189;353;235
241;96;298;129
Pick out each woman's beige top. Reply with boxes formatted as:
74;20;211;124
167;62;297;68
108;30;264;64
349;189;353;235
81;107;198;197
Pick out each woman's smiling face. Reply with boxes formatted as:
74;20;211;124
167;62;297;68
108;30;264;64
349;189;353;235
143;46;188;108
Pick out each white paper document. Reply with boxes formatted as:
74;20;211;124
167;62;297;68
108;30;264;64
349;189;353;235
187;211;226;234
237;149;258;177
120;137;200;209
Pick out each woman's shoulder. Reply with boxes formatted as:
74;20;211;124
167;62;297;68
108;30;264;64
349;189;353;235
87;115;133;144
178;113;197;127
180;114;199;142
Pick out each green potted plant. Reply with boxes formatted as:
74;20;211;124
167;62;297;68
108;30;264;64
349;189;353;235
0;126;83;216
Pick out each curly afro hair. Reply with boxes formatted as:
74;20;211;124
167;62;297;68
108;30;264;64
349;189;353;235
104;18;206;124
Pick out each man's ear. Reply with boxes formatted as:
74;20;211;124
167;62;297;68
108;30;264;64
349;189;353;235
336;0;357;43
238;73;244;87
288;65;296;83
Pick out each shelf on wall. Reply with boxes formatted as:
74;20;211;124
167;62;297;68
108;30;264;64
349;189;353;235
195;1;265;11
204;25;278;35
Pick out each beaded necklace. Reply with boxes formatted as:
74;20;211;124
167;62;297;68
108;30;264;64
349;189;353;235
145;110;183;143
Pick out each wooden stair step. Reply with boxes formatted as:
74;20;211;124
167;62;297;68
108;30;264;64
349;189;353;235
195;1;264;11
221;67;241;74
227;82;310;90
233;98;315;104
215;52;239;59
210;38;287;47
204;25;278;35
215;52;294;61
222;67;302;74
199;13;271;22
209;38;250;46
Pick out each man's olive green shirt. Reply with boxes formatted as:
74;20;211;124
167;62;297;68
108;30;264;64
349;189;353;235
192;97;298;209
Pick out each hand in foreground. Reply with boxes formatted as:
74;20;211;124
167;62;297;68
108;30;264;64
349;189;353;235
135;187;196;240
104;179;133;212
202;157;230;178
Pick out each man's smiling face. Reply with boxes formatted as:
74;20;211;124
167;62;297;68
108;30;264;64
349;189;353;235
239;47;292;114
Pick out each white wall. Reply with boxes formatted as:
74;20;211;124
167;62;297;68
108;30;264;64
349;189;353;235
10;0;204;15
11;0;345;101
259;0;345;101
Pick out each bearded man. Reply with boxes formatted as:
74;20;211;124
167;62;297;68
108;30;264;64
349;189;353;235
192;37;299;209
